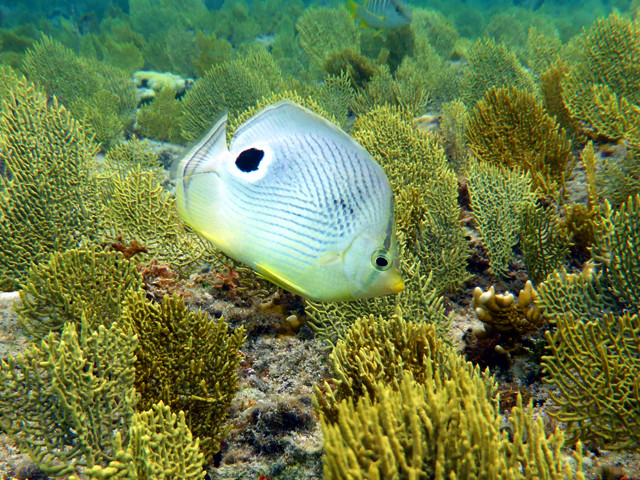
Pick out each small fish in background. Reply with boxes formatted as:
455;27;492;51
173;101;404;302
346;0;412;29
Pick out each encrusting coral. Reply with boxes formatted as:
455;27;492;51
466;86;574;199
0;66;100;291
0;321;138;476
121;290;246;457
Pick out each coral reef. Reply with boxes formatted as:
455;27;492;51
466;86;574;198
0;67;99;291
520;202;569;284
121;291;246;457
461;37;537;108
318;314;583;480
543;311;640;449
465;158;536;277
472;281;542;336
22;36;137;150
295;6;358;71
561;13;640;140
15;245;143;340
353;105;469;294
79;402;206;480
178;50;281;143
0;321;138;476
135;86;183;143
97;141;218;275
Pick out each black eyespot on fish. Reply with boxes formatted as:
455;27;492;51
236;148;264;172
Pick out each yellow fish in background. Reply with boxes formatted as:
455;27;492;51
173;101;404;302
346;0;412;29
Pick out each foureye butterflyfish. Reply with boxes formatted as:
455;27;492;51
172;101;404;302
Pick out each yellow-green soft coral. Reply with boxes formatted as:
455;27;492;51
0;66;100;291
0;321;138;476
97;141;218;276
466;158;536;277
16;245;143;340
466;86;574;198
318;314;584;480
178;50;282;143
561;13;640;139
461;37;538;108
295;6;359;71
79;402;205;480
543;311;640;449
22;36;137;150
121;291;246;457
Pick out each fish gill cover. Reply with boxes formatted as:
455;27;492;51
0;0;638;478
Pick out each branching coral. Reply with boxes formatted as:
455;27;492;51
0;321;138;476
22;36;137;150
178;52;280;143
521;202;569;284
318;315;583;479
561;13;640;139
461;37;537;108
543;311;640;449
121;291;246;457
466;158;536;277
472;281;542;336
439;99;469;171
135;86;182;143
466;86;574;198
295;6;358;70
97;143;219;276
16;245;143;340
0;67;100;291
80;402;206;480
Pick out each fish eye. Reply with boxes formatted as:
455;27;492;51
371;248;392;271
236;148;264;173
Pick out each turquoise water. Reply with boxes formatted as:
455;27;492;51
0;0;639;478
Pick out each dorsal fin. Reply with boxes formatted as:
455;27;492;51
171;111;228;185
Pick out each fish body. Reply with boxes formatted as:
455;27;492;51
346;0;412;29
173;101;404;302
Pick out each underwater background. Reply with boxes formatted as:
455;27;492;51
0;0;639;478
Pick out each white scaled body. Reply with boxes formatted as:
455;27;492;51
173;101;403;302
